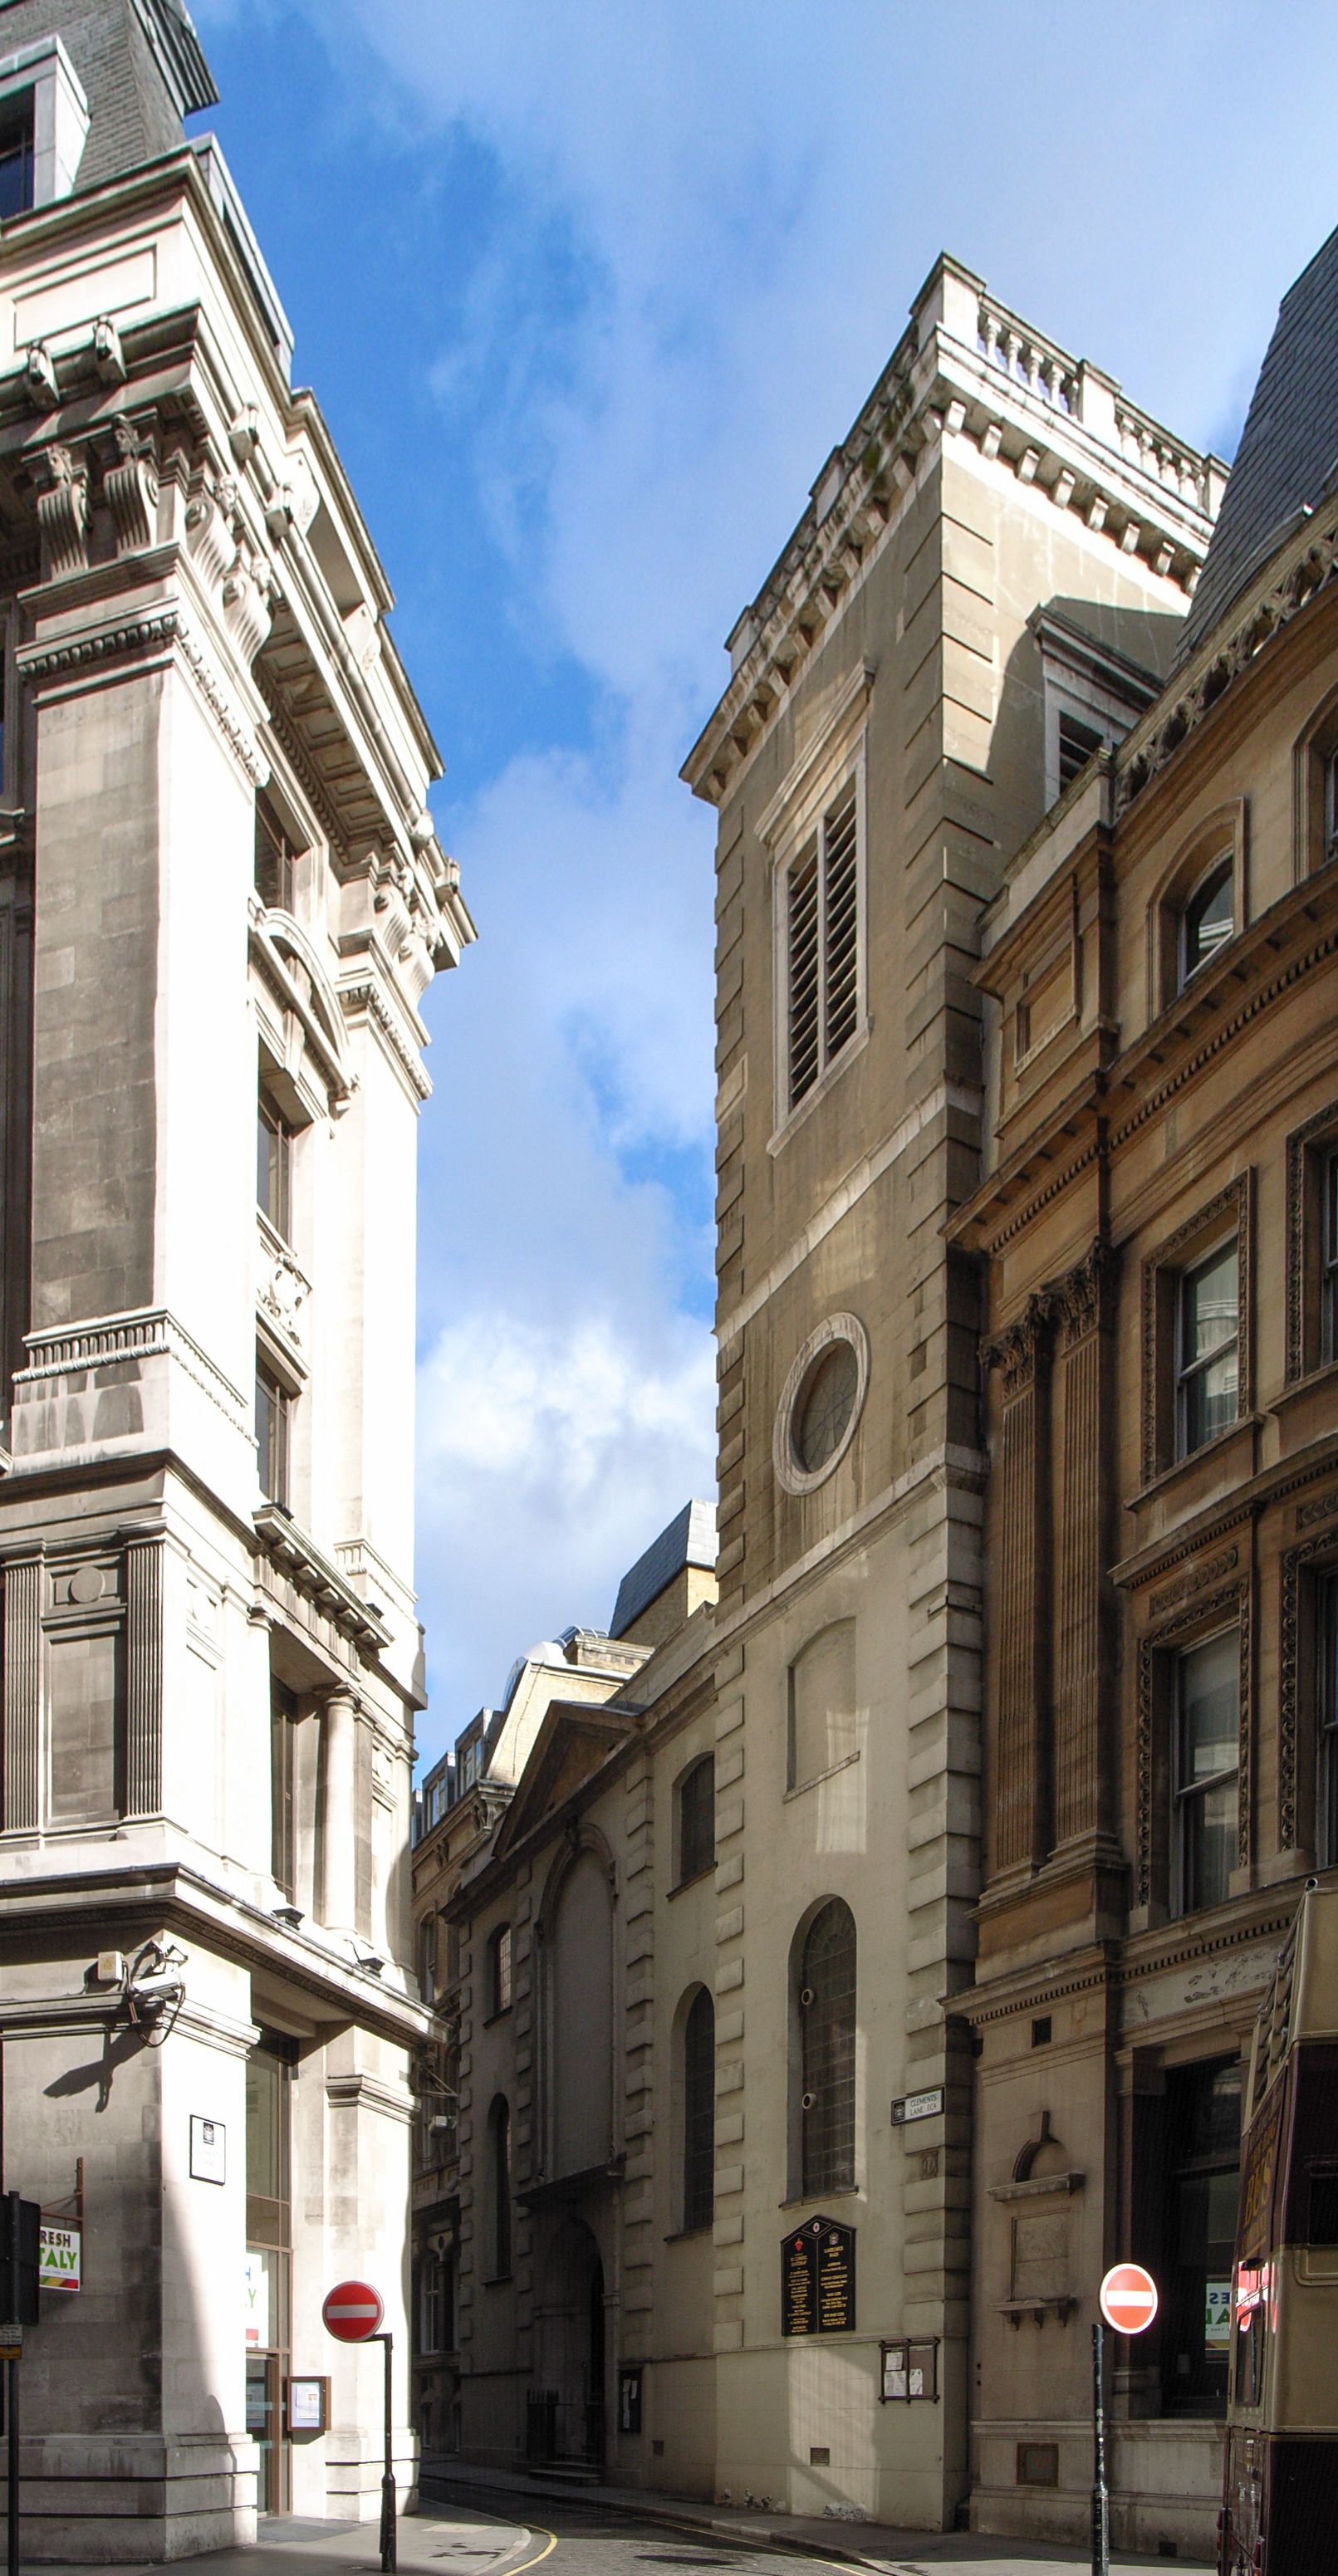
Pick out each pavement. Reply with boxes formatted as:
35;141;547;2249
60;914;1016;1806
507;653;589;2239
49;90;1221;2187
12;2480;1208;2576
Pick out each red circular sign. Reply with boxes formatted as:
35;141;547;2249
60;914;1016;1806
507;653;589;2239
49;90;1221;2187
1099;2262;1159;2335
322;2279;384;2343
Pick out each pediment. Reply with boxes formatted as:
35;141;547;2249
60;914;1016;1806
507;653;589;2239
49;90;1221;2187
493;1698;635;1859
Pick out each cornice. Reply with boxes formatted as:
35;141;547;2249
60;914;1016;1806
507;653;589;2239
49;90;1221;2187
1109;1430;1338;1592
683;276;1217;811
1115;487;1338;819
338;977;432;1103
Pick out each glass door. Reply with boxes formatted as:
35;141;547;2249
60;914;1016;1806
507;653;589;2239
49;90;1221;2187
245;2353;285;2512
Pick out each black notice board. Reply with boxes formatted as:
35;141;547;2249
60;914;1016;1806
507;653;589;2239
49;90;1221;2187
781;2215;855;2336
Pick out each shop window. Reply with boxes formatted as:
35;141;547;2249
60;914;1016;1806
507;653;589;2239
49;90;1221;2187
677;1754;715;1883
681;1986;714;2232
797;1898;856;2196
1160;2059;1241;2417
1174;1630;1239;1917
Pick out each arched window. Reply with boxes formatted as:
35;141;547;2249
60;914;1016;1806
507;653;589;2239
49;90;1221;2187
678;1755;715;1883
788;1622;856;1790
487;2094;512;2280
799;1898;856;2196
550;1847;613;2177
682;1987;714;2231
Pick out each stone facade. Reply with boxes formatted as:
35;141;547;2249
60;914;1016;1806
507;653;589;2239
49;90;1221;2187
0;7;472;2558
413;255;1222;2533
953;232;1338;2558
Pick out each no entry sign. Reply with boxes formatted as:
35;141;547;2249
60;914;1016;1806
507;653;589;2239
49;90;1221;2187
322;2280;384;2343
1099;2262;1159;2334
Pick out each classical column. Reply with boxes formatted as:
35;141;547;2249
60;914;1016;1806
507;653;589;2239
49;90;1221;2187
983;1295;1055;1873
1052;1242;1115;1850
125;1534;164;1819
320;1686;359;1928
2;1548;42;1830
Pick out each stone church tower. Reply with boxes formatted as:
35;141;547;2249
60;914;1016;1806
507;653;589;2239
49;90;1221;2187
679;253;1218;2526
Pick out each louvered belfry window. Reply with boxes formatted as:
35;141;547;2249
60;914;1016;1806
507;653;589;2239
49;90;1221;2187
787;779;860;1112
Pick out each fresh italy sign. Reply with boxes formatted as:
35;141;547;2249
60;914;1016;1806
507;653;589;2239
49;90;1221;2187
38;2221;81;2292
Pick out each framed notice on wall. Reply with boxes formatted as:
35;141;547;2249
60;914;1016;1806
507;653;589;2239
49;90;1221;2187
780;2216;855;2337
286;2377;330;2435
189;2117;226;2184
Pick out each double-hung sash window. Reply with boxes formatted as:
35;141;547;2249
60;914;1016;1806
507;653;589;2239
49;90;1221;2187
1176;1241;1238;1457
1321;1577;1338;1871
1323;1153;1338;1367
1174;1631;1238;1914
786;779;859;1113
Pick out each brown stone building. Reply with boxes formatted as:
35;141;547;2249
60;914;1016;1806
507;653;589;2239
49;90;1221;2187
951;227;1338;2555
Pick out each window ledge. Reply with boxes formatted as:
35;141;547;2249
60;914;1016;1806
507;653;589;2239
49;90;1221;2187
667;1864;715;1902
482;2005;512;2027
663;2225;713;2244
482;2273;513;2290
1125;1414;1263;1512
1272;1358;1338;1418
767;1020;870;1158
778;2187;860;2210
785;1749;860;1804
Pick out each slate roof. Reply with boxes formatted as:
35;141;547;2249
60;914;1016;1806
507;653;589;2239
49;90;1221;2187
610;1498;717;1639
0;0;217;191
1179;221;1338;659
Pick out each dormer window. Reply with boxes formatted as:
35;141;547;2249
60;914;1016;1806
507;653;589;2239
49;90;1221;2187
1034;607;1160;811
1179;854;1234;990
0;91;33;221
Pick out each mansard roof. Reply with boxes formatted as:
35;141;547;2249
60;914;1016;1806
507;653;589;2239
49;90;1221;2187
610;1496;717;1639
0;0;217;189
1180;223;1338;660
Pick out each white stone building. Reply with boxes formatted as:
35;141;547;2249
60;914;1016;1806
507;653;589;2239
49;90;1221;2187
0;2;473;2557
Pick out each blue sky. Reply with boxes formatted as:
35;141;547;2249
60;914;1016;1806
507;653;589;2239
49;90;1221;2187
194;0;1338;1765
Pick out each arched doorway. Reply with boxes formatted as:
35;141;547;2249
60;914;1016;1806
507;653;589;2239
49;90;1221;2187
532;2215;607;2464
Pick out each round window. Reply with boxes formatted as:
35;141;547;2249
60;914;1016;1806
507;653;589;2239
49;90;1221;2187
772;1313;870;1496
795;1342;858;1473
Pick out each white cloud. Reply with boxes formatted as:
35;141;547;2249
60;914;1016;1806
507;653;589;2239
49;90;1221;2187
199;0;1338;1738
415;1303;716;1751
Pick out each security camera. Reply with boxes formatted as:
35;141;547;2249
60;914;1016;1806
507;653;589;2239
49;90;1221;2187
128;1967;185;2004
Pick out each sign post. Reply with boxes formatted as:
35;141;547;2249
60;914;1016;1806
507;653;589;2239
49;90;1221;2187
1094;2264;1159;2576
322;2280;394;2574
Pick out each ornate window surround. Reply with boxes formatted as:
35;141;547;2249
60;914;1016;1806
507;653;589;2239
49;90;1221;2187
1284;1098;1338;1384
1291;672;1338;882
1277;1482;1338;1854
1144;798;1247;1022
1140;1173;1253;1488
1135;1563;1252;1921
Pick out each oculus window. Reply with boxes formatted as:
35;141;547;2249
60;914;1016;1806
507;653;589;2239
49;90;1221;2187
773;1314;870;1497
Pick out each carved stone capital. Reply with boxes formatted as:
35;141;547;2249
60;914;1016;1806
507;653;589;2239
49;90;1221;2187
103;414;159;556
222;531;275;667
32;442;90;579
1057;1237;1115;1348
981;1290;1059;1401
